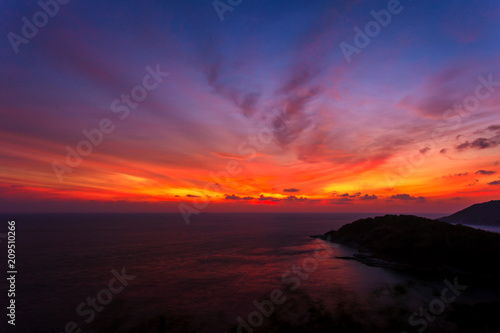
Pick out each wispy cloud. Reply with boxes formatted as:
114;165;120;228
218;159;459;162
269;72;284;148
475;170;497;176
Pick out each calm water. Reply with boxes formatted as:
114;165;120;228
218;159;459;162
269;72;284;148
0;213;445;332
464;224;500;233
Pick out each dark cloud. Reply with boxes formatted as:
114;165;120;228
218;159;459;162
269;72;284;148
468;180;479;186
439;148;448;154
359;194;378;200
456;142;470;151
488;180;500;186
389;194;426;202
420;147;431;154
486;125;500;131
474;125;500;134
186;194;200;198
456;136;500;151
475;170;497;175
225;194;254;200
338;192;361;198
444;172;469;178
258;195;281;202
283;188;300;193
471;138;499;149
283;195;308;202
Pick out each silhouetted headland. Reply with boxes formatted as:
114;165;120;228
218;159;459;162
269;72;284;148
314;214;500;281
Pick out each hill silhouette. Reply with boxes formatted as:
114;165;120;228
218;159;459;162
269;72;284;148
317;214;500;279
439;200;500;225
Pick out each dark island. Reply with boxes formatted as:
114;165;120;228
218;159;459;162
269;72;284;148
314;214;500;280
439;200;500;226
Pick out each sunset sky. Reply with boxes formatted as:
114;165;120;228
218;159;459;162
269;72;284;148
1;0;500;213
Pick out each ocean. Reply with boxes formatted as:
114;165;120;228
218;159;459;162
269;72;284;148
0;212;471;332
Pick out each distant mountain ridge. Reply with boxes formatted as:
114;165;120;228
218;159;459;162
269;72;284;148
439;200;500;226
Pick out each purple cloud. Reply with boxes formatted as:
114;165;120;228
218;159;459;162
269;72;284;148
456;136;500;151
339;192;361;198
359;194;378;200
420;147;431;154
475;170;497;175
258;195;281;202
389;194;426;202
